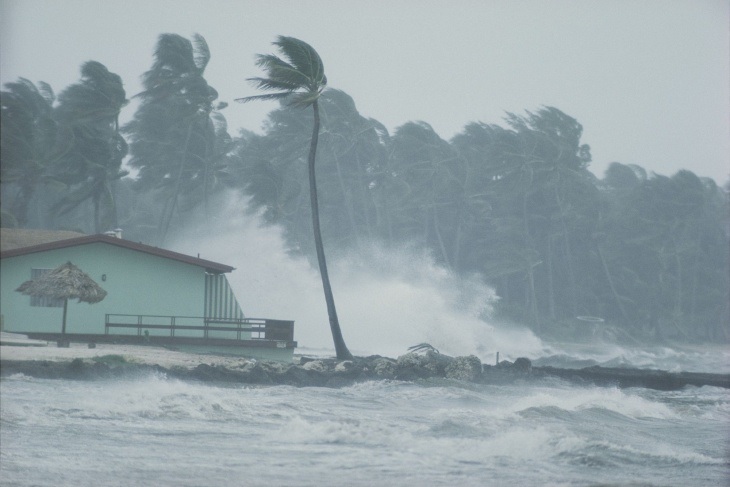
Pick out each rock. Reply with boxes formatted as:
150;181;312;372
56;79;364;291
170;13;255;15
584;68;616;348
302;360;328;372
533;365;730;390
396;352;423;368
395;351;454;380
190;363;237;382
422;350;454;375
239;363;272;384
395;352;433;380
334;361;354;373
280;365;324;387
371;357;397;379
259;361;289;375
513;357;532;373
2;355;729;391
445;355;483;382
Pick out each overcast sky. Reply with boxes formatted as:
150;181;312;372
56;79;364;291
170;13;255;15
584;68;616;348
2;0;728;183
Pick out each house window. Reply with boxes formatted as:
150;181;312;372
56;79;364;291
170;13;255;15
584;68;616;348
30;268;64;307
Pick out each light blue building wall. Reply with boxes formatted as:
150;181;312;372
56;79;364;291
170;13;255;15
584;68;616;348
1;242;208;335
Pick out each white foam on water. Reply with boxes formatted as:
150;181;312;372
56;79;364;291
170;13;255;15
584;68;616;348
3;374;727;486
510;386;678;420
591;439;726;465
275;411;580;465
536;341;730;374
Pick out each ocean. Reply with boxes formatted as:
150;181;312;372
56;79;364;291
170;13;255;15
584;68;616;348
1;344;728;487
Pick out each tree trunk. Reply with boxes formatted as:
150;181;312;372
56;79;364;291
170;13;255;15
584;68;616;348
309;101;353;360
546;236;556;321
522;192;540;332
554;184;578;316
527;263;540;334
432;208;452;270
12;181;36;227
331;144;361;247
93;193;101;234
61;299;68;334
159;122;194;246
597;243;629;323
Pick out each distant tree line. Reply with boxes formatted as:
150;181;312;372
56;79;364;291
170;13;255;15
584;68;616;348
2;34;728;342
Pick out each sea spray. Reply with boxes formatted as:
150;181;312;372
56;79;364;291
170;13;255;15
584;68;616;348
4;376;727;486
169;194;545;361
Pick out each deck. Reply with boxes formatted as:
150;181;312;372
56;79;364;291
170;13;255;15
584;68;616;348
23;314;297;362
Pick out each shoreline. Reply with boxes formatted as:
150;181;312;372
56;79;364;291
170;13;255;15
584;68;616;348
0;334;262;369
2;337;729;390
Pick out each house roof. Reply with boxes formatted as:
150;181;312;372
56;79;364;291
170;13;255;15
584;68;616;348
0;228;86;251
0;229;234;274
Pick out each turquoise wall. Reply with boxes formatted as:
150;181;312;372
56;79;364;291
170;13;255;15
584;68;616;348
1;242;208;335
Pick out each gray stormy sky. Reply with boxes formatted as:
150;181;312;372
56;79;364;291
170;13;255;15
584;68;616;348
1;0;728;183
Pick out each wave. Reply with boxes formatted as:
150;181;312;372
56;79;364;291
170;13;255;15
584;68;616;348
533;342;730;374
3;374;727;487
170;195;547;363
513;387;678;420
586;439;727;466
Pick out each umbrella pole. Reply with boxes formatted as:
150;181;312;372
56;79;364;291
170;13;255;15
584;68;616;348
62;299;68;334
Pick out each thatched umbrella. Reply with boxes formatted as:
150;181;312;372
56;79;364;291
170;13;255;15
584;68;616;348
16;261;107;335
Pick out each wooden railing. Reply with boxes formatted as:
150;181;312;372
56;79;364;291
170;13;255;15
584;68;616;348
104;314;294;342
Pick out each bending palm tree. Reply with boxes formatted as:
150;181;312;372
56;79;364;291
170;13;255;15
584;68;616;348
236;36;353;360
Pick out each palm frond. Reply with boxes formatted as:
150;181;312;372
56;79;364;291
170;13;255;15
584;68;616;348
246;76;300;93
153;34;196;73
254;54;313;89
36;81;55;104
408;343;440;354
273;36;326;85
288;91;323;108
81;61;110;82
236;35;326;108
235;92;292;104
192;33;211;71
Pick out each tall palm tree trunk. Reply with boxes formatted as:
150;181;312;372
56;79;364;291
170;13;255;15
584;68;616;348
159;123;194;245
308;101;353;360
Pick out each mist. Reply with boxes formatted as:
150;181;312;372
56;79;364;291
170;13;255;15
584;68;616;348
170;194;545;361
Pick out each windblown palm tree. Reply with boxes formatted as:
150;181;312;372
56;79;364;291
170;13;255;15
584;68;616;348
0;78;58;227
125;33;224;245
236;36;353;360
52;61;129;233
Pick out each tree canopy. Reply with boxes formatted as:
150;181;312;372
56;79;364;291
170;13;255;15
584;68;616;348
1;33;727;344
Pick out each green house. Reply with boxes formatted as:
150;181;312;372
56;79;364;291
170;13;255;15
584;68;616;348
0;229;296;361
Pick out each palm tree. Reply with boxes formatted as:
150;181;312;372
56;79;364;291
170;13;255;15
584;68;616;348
236;36;353;360
51;61;129;233
124;34;223;245
0;79;58;226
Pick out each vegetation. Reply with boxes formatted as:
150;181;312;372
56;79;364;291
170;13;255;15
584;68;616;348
124;34;234;245
1;33;727;343
235;36;353;360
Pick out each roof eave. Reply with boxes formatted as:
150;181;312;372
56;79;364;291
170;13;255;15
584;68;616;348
0;234;235;274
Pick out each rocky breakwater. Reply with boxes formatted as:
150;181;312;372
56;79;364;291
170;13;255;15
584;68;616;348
0;351;518;387
2;350;728;390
